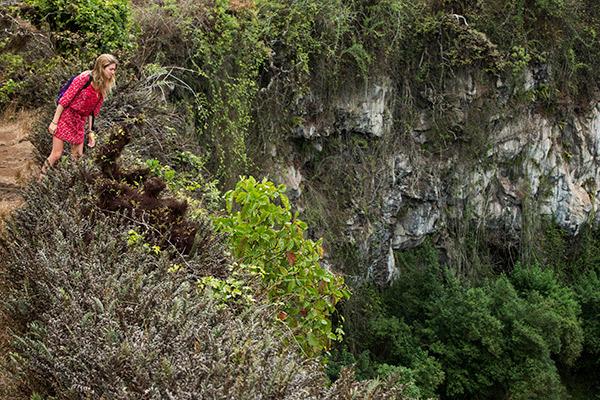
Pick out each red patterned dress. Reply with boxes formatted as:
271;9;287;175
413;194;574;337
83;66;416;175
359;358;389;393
55;73;104;145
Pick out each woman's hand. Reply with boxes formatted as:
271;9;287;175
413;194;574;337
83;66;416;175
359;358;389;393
48;121;57;135
87;131;96;148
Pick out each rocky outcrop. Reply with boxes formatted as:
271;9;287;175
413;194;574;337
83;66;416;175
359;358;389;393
289;70;600;283
294;77;393;140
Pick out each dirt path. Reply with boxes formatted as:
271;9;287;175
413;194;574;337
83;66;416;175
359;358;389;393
0;110;39;400
0;113;38;228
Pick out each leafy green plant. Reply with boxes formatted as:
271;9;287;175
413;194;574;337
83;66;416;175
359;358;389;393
573;270;600;381
126;229;161;255
535;0;566;17
145;153;221;212
214;176;350;355
509;45;532;75
334;236;587;399
0;78;22;105
24;0;133;54
0;52;25;75
0;17;64;110
0;51;24;106
341;41;372;79
198;270;255;305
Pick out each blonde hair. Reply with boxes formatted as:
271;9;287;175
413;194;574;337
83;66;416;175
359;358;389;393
91;54;118;98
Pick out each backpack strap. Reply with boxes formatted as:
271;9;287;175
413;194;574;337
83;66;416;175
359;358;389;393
64;73;93;110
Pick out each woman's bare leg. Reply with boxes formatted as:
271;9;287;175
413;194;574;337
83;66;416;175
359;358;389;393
41;136;65;174
71;142;84;160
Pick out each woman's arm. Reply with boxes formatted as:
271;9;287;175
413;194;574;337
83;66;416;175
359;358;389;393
87;115;96;148
48;104;64;134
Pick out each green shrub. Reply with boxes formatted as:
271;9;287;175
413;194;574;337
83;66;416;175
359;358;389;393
425;265;582;399
0;11;63;111
535;0;566;17
572;269;600;391
214;176;351;355
0;78;22;105
367;315;445;398
145;152;221;213
331;259;445;398
24;0;133;54
335;238;585;399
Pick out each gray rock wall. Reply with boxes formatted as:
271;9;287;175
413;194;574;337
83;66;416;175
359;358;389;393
285;71;600;283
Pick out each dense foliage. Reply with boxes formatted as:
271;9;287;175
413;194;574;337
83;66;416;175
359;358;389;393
0;9;62;110
143;0;600;178
24;0;133;55
331;237;600;399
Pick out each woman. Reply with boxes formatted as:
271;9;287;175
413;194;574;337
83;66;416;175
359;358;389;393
43;54;117;173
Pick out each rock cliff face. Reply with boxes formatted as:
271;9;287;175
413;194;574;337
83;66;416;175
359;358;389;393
289;71;600;283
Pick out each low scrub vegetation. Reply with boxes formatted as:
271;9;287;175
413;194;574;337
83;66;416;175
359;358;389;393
0;136;414;398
